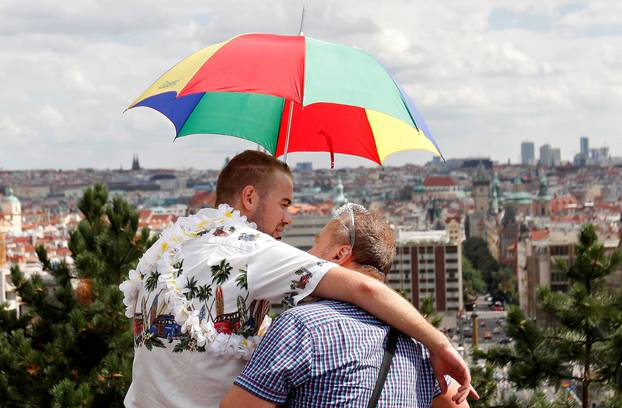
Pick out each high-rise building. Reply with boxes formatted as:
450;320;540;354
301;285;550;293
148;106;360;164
295;162;313;172
551;148;561;167
521;142;535;165
580;136;589;158
390;230;463;314
539;144;553;167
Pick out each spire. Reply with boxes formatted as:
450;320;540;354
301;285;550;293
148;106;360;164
333;177;347;208
537;173;549;198
131;154;141;171
473;162;489;185
490;186;499;215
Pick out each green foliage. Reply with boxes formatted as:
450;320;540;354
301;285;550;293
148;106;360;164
0;183;155;407
419;296;443;328
492;267;518;305
463;237;500;282
463;256;486;303
479;224;622;408
469;362;498;407
463;237;517;304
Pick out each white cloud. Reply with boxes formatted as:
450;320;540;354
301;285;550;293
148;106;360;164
38;105;65;128
0;0;619;169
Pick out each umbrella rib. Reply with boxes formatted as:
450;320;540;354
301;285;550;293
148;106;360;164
282;100;295;162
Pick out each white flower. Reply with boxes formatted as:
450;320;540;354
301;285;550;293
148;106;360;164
119;269;143;318
207;333;230;355
175;306;190;327
119;199;263;358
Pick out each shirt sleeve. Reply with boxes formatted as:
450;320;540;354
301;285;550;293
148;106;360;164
419;345;452;398
234;312;313;404
245;237;337;306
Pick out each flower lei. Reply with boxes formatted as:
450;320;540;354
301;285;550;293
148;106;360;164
119;204;263;359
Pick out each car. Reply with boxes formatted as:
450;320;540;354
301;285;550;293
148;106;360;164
483;330;492;340
463;329;473;338
479;320;486;327
498;337;512;344
149;314;182;341
493;327;501;335
493;305;505;311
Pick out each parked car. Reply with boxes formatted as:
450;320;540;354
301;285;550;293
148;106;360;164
493;327;501;335
483;330;492;340
498;337;512;344
491;301;505;311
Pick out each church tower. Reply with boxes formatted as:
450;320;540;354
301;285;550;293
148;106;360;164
534;173;552;216
131;155;141;171
472;163;490;213
1;187;22;234
333;177;348;208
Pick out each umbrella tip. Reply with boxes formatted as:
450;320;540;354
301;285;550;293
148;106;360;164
298;3;306;36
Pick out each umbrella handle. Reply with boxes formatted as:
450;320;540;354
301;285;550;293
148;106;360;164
283;99;295;163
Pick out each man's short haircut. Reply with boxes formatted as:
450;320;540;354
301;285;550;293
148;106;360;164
215;150;292;206
331;210;396;277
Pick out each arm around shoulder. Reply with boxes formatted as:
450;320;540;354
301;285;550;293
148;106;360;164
312;266;448;349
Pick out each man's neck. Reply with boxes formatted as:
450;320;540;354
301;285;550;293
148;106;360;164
342;262;384;282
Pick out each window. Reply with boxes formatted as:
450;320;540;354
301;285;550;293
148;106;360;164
446;246;458;254
550;245;570;256
551;269;567;283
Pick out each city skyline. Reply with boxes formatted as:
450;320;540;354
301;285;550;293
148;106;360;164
1;0;621;170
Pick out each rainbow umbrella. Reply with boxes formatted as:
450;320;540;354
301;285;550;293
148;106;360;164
128;33;443;166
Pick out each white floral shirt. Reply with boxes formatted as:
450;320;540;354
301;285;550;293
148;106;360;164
120;204;336;408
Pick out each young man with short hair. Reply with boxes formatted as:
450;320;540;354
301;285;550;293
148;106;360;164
121;151;476;407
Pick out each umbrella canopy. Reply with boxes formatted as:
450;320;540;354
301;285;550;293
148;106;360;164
128;33;443;166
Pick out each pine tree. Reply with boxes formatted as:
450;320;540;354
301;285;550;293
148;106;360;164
482;224;622;408
0;183;154;407
419;296;443;328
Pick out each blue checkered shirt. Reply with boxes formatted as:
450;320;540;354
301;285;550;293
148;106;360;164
235;299;445;407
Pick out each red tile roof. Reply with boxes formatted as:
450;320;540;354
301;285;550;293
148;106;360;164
190;191;216;208
530;229;550;241
424;176;456;187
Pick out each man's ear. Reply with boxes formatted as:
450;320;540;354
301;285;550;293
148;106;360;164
333;245;353;265
240;185;259;212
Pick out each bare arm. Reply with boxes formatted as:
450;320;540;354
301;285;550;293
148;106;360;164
313;266;479;403
220;385;277;408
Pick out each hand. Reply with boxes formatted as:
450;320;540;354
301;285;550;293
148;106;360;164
428;341;479;403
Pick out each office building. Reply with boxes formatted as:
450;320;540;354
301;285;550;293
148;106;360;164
580;137;589;159
521;142;535;165
389;230;463;314
539;144;553;167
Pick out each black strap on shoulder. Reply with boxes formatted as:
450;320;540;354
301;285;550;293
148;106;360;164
367;327;399;408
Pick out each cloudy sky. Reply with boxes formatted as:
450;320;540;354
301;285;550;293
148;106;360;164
1;0;621;170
